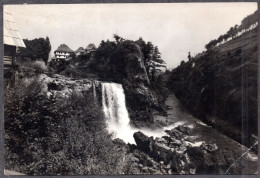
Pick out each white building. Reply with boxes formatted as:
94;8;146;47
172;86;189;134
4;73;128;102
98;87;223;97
54;44;74;61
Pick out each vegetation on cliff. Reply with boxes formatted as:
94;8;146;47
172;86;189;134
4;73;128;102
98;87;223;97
4;65;125;175
168;22;258;148
90;36;168;123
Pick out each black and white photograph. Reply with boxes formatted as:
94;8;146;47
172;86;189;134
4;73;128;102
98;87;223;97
3;2;258;175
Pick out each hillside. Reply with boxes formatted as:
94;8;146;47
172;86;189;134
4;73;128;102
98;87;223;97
167;27;258;149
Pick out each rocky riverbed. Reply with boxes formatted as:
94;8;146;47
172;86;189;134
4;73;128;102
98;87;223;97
122;93;258;174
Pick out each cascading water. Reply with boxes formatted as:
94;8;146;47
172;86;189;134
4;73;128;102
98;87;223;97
101;83;135;143
92;82;96;99
99;82;180;144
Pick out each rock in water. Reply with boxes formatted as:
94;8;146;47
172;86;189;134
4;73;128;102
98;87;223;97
200;143;218;152
176;125;191;135
133;131;154;153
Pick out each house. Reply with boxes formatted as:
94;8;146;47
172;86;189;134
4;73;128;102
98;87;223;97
85;43;97;55
54;44;74;61
4;9;26;81
75;47;85;56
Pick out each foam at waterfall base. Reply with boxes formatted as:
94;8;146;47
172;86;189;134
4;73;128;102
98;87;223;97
100;82;188;144
108;120;187;144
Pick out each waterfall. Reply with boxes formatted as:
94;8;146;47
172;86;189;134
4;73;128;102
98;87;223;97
100;82;174;144
92;81;97;102
101;83;134;143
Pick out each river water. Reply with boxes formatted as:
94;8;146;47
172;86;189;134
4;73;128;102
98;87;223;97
100;82;258;174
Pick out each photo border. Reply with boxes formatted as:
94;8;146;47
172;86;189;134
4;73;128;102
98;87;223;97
0;0;259;177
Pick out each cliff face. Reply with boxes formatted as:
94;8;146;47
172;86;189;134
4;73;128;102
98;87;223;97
92;41;166;123
168;28;258;147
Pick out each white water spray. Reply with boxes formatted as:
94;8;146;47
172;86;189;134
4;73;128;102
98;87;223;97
93;82;96;99
101;83;135;143
100;82;185;144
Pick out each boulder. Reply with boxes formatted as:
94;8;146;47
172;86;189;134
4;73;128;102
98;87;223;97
165;129;183;140
200;143;218;152
155;137;167;144
134;131;182;172
133;131;154;153
176;125;191;135
168;139;182;148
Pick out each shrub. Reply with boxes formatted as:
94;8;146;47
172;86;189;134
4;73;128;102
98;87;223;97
15;60;48;79
31;60;47;73
5;77;125;175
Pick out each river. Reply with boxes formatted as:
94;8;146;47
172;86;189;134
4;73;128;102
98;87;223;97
100;82;257;174
161;92;258;174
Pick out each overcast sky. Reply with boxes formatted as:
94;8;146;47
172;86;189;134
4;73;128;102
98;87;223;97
5;3;257;69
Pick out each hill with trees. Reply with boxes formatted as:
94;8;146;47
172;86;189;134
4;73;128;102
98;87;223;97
167;10;258;149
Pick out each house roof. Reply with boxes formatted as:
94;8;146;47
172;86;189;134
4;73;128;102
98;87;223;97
86;43;97;51
4;10;26;48
55;44;74;53
76;47;85;52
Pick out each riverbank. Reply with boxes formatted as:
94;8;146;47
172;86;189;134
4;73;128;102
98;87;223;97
125;92;258;174
167;27;258;149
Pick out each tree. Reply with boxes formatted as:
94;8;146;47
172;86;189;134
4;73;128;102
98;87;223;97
136;38;166;81
95;40;117;61
205;39;218;50
113;34;125;44
149;46;166;81
227;27;235;39
18;37;51;64
153;46;165;65
217;35;224;44
188;52;191;61
223;34;229;42
233;25;239;37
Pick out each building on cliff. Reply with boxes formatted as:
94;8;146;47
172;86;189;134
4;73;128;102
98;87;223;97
54;44;74;61
85;43;97;53
4;9;26;83
85;43;97;56
76;47;85;56
75;43;97;58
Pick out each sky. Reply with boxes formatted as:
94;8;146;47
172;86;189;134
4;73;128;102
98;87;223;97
4;3;257;69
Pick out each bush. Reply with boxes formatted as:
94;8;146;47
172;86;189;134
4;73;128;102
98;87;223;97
15;60;48;79
5;77;125;175
31;61;47;72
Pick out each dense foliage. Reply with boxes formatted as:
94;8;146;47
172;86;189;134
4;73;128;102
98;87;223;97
93;35;166;83
168;27;258;148
5;76;125;175
18;37;51;64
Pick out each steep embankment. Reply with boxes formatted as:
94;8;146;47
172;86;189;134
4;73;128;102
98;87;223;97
51;40;167;125
89;41;167;124
168;28;258;148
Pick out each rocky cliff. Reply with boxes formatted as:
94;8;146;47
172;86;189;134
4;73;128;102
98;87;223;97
168;28;258;148
90;40;166;124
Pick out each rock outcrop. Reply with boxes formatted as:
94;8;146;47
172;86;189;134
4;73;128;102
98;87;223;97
38;74;97;98
91;41;166;123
